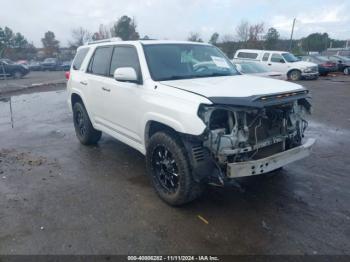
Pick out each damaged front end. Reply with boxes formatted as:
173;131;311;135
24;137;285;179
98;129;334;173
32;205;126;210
183;90;315;185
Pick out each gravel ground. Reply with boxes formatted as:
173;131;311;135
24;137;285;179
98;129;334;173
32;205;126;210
0;71;66;94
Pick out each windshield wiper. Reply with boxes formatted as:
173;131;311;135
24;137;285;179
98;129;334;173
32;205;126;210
194;72;232;78
158;75;196;81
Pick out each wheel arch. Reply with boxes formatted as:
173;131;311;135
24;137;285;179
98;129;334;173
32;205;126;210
287;68;302;76
70;91;95;126
144;120;181;148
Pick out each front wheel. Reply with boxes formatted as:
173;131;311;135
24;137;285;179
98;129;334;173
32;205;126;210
146;132;204;206
73;102;102;145
288;70;301;81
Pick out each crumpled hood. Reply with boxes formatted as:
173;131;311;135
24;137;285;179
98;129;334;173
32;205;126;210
160;75;304;98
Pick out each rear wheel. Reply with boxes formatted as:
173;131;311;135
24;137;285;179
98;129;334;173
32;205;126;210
288;70;301;81
73;102;101;145
146;131;204;206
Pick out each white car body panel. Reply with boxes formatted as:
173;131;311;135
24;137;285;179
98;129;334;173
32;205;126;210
67;41;309;157
160;74;303;98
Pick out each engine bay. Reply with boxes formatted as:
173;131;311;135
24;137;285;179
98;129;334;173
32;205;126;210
198;99;310;166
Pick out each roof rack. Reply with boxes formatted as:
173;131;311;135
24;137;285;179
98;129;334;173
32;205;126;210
87;37;122;45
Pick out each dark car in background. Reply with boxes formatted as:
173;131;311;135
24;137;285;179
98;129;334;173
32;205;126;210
41;58;60;71
328;55;350;75
59;60;72;71
0;59;30;79
28;61;42;71
300;55;337;76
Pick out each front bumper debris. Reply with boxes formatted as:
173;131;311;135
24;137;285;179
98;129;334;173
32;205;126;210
226;138;316;178
301;72;319;78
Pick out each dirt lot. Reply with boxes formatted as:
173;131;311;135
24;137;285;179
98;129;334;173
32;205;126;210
0;71;66;94
0;76;350;255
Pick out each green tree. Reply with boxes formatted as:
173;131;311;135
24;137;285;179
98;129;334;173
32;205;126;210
41;31;60;57
111;16;140;40
209;32;219;45
265;27;280;50
302;33;329;52
0;26;34;60
12;32;28;48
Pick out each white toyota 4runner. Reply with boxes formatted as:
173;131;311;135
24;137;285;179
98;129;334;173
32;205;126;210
67;39;315;206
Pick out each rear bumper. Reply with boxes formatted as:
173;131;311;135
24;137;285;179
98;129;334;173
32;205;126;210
226;138;316;178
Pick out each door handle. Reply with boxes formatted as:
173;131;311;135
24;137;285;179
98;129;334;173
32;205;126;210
102;87;111;92
268;63;272;66
80;81;88;86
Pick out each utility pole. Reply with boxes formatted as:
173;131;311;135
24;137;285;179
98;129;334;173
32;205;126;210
289;18;296;51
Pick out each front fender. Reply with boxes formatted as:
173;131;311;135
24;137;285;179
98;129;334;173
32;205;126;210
141;112;206;145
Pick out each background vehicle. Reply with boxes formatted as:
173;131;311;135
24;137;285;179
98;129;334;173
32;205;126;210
328;55;350;75
234;49;319;81
41;58;60;71
59;60;72;71
28;61;42;71
232;60;286;80
300;55;337;76
0;58;30;79
67;40;314;205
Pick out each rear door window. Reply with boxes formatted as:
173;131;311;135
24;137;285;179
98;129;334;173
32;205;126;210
88;46;113;76
237;52;258;59
262;53;270;61
73;48;89;70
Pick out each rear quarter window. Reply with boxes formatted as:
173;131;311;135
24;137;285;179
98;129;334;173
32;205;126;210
72;48;90;70
237;52;258;59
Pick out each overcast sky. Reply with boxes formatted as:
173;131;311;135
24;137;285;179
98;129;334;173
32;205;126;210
1;0;349;47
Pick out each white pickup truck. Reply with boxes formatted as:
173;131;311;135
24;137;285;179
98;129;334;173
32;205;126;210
67;39;315;205
234;49;319;81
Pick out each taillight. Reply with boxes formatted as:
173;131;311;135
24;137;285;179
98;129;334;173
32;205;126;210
65;71;70;80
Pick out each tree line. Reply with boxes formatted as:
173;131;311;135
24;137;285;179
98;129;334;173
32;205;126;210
1;15;348;61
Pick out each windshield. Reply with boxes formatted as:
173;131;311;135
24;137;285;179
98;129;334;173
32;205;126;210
337;56;350;62
236;62;269;74
282;53;300;63
1;59;14;65
314;56;329;62
44;58;56;63
143;44;239;81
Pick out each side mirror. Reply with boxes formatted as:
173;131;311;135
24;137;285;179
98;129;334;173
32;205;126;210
280;59;285;63
338;60;342;64
114;67;138;83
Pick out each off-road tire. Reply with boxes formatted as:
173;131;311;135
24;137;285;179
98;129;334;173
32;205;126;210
146;131;205;206
73;102;102;145
288;70;302;81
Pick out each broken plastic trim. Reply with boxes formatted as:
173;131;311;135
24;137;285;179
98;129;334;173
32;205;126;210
208;89;310;108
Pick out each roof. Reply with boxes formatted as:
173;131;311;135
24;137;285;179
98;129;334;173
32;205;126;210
81;39;211;48
236;49;289;54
